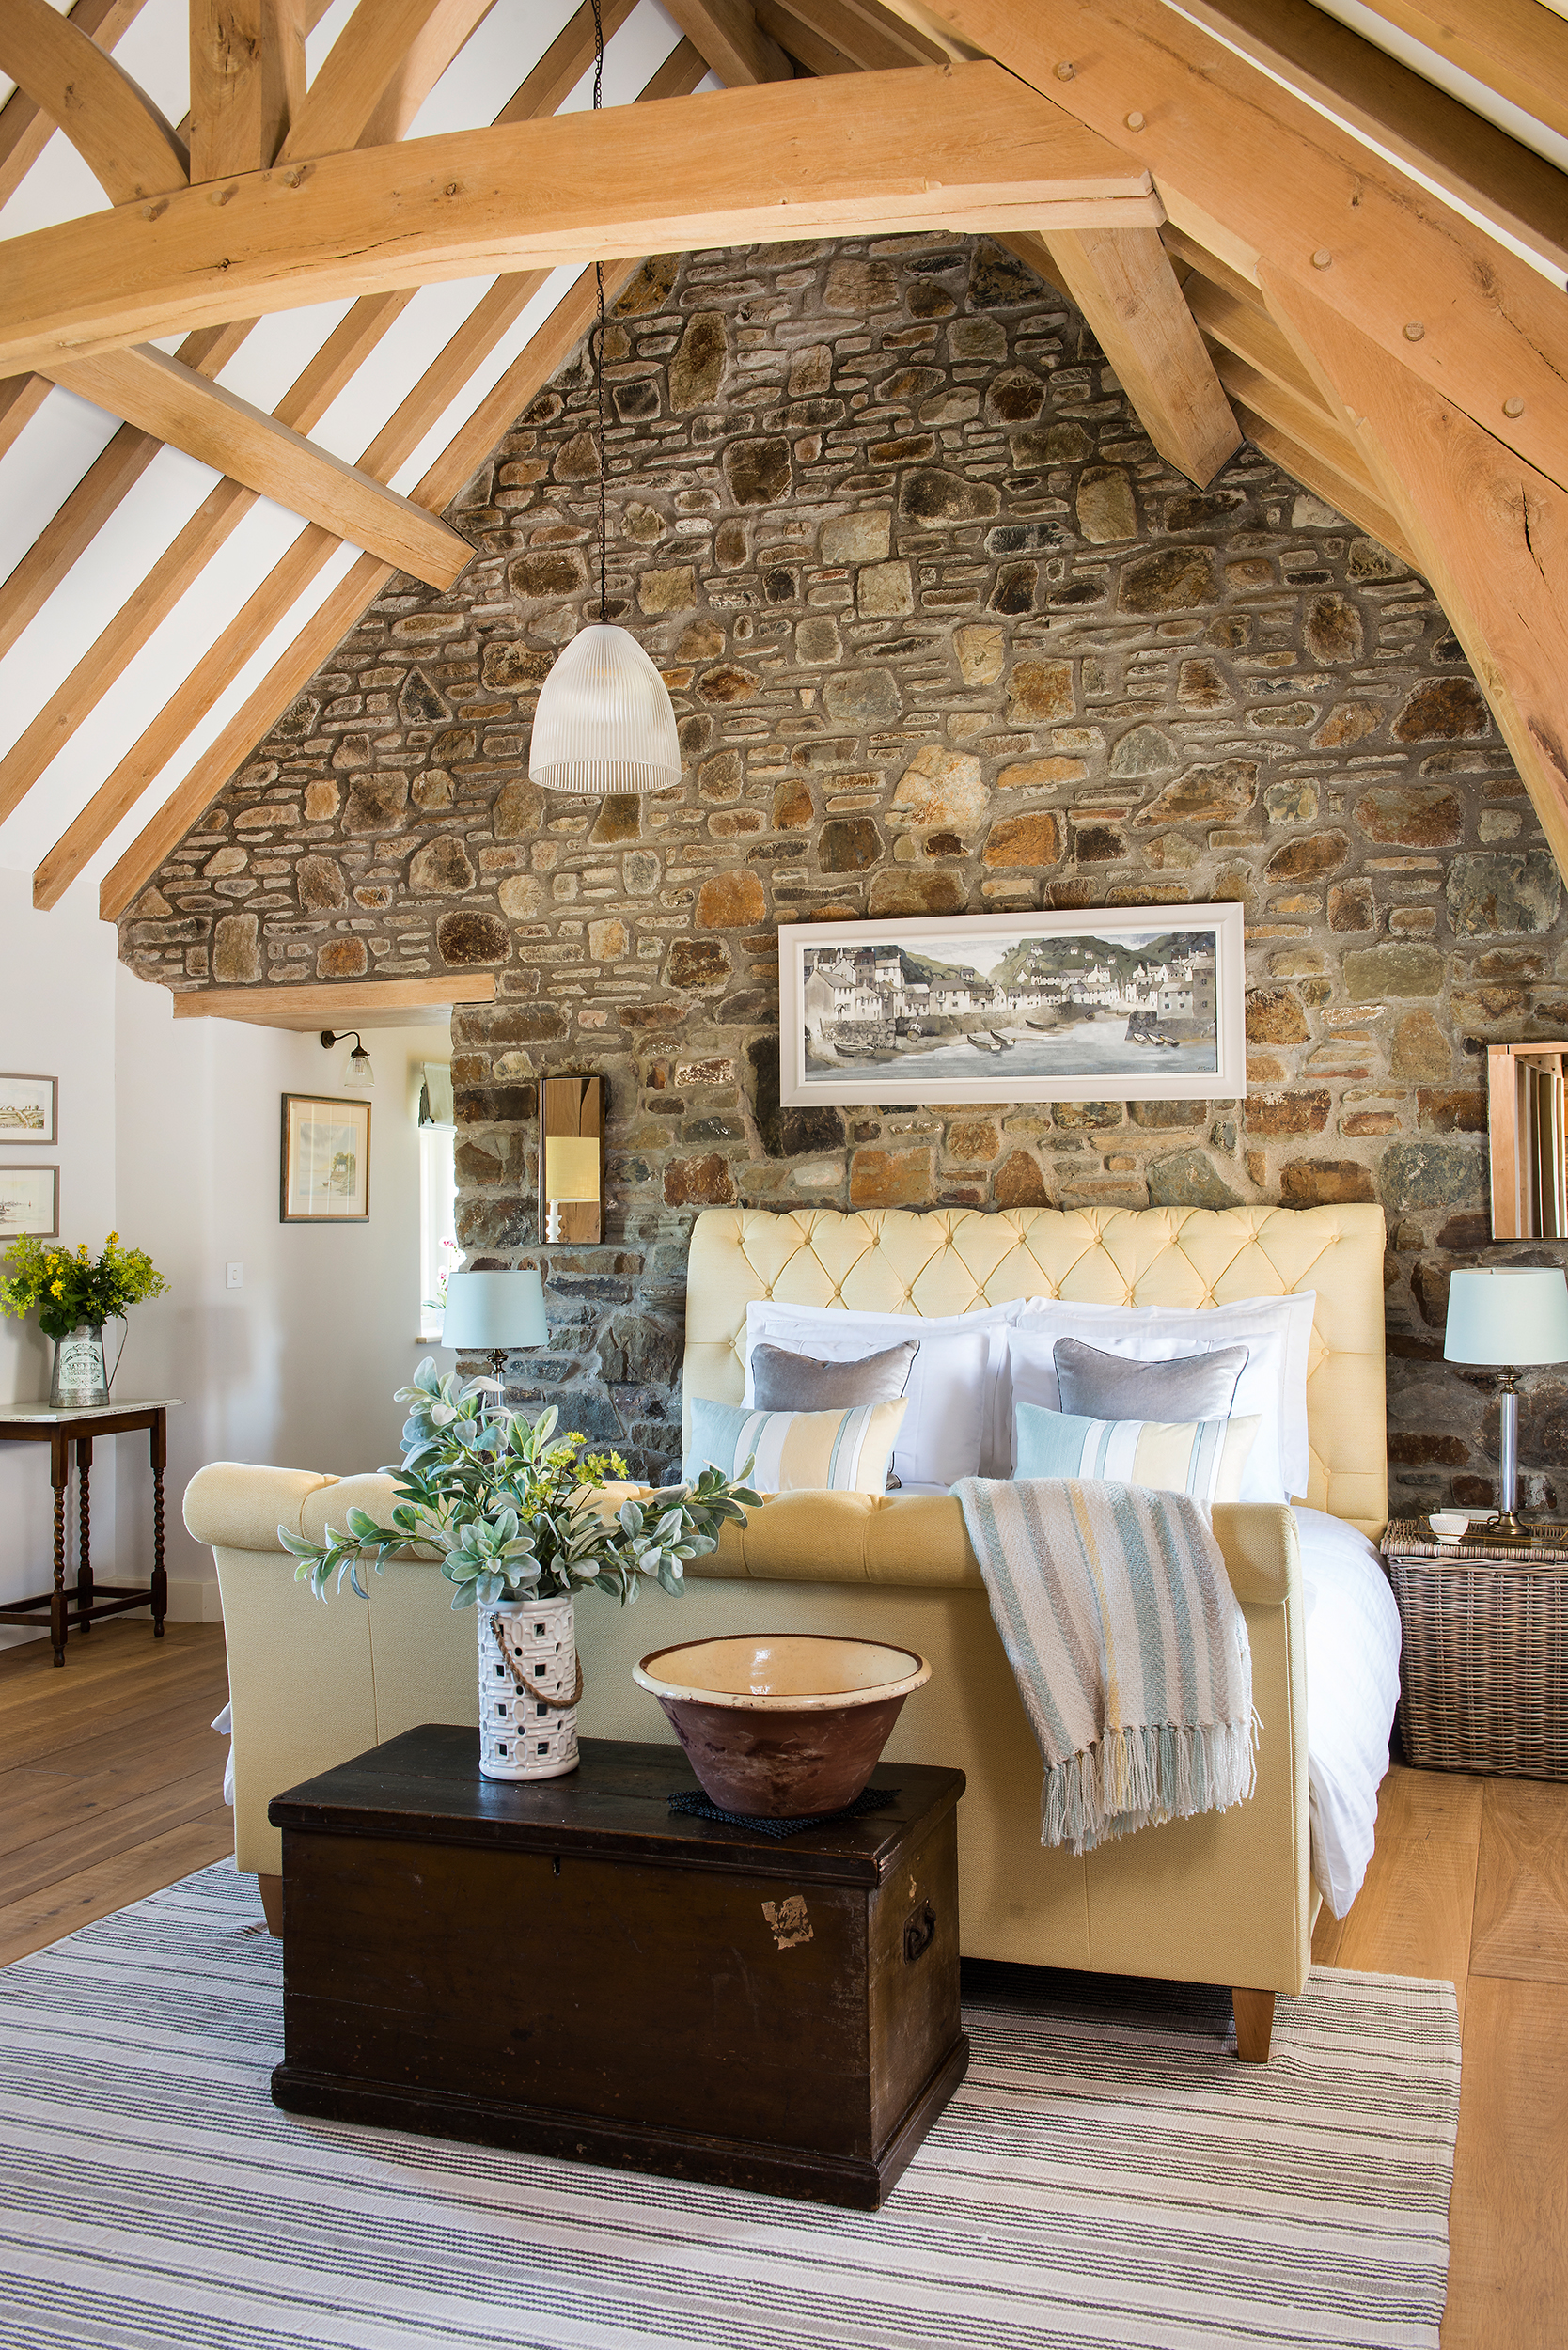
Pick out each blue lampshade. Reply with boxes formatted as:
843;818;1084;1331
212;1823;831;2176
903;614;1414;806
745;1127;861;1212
442;1269;547;1353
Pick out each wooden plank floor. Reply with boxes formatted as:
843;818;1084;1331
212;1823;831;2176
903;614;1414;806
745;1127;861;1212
2;1638;1561;2342
0;1620;234;1966
1313;1761;1568;2349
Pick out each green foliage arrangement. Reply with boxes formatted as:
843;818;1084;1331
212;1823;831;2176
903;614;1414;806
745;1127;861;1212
0;1231;168;1341
280;1356;760;1610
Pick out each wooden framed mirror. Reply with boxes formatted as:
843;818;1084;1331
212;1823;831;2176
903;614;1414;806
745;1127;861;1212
1487;1042;1568;1239
540;1074;605;1245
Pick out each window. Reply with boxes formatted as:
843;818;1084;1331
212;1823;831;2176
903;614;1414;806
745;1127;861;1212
418;1121;458;1343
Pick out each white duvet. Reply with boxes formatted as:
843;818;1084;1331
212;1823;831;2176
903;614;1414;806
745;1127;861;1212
1294;1504;1402;1918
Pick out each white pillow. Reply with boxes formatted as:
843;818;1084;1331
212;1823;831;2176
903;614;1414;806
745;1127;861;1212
742;1299;1015;1486
1009;1292;1315;1503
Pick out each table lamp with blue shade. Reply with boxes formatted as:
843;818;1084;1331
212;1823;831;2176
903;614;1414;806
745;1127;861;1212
442;1269;547;1383
1444;1266;1568;1539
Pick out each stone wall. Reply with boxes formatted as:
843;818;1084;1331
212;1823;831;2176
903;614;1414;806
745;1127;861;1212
121;234;1568;1507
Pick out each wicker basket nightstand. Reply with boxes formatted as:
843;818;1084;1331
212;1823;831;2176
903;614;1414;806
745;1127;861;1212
1381;1519;1568;1781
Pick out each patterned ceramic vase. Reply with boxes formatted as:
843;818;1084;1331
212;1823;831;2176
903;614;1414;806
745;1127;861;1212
478;1590;580;1780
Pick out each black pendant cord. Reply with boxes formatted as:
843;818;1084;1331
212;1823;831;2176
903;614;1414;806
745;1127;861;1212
590;0;607;626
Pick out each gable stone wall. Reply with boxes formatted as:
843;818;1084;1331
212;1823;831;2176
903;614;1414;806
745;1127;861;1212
120;234;1568;1506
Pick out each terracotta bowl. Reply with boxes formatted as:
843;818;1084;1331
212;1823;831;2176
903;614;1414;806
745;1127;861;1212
634;1633;931;1818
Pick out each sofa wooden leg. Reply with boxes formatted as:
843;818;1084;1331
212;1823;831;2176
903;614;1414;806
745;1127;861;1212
1232;1987;1275;2061
258;1873;284;1939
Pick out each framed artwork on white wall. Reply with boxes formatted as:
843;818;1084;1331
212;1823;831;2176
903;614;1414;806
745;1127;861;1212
0;1073;56;1143
280;1094;371;1223
0;1166;59;1237
778;904;1247;1107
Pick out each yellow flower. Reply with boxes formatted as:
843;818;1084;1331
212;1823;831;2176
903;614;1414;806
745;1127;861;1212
106;1231;119;1246
51;1280;64;1298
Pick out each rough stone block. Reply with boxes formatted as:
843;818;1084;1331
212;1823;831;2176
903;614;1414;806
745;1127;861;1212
849;1148;935;1209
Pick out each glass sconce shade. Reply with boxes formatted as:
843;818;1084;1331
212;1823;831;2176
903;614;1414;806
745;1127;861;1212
1444;1266;1568;1365
321;1026;373;1089
442;1269;548;1355
528;624;681;796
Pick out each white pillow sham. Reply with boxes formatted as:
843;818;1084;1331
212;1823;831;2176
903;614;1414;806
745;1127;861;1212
1010;1291;1315;1503
742;1298;1014;1486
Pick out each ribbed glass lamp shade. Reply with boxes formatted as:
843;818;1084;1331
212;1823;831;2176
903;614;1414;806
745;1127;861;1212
1444;1266;1568;1365
528;623;681;795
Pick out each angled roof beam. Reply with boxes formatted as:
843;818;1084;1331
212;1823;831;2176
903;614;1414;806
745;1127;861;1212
0;0;188;203
0;1;149;211
189;0;307;180
1349;0;1568;151
1032;225;1241;486
168;977;498;1026
0;64;1160;371
98;255;645;925
42;344;471;586
1266;267;1568;877
277;0;499;162
1177;0;1568;284
0;321;255;667
929;0;1568;501
660;1;793;84
0;373;52;462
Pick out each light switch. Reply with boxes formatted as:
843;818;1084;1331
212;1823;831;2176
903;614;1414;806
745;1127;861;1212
226;1263;243;1289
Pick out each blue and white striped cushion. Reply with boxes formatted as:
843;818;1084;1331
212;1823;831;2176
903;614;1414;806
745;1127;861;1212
1012;1402;1260;1505
684;1394;907;1496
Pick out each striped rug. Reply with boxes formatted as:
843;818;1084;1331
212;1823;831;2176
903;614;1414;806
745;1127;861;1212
0;1863;1458;2350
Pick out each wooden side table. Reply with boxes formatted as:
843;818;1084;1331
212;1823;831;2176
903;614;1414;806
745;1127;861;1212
0;1399;181;1668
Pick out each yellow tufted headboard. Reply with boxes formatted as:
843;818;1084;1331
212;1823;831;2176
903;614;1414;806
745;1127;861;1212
682;1204;1388;1535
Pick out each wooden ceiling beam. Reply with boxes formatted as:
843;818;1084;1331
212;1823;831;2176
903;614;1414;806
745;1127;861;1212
660;1;793;85
189;0;306;180
930;0;1568;499
167;975;497;1025
99;257;643;923
43;344;472;587
1227;403;1418;570
0;373;52;462
0;66;1160;371
0;319;254;668
1177;0;1568;285
1184;275;1323;408
1349;0;1568;152
493;0;641;123
1205;343;1383;503
276;0;499;162
0;0;188;204
754;2;859;75
1265;265;1568;881
0;1;149;212
1036;224;1241;486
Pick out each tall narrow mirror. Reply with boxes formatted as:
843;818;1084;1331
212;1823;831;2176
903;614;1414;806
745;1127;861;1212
1488;1042;1568;1238
540;1074;605;1245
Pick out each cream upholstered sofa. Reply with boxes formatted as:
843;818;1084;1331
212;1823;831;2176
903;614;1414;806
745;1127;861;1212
186;1201;1388;2061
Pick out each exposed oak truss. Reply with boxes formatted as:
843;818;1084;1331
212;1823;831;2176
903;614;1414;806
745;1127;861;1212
0;0;1560;964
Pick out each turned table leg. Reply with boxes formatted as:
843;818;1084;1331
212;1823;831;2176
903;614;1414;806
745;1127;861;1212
50;1429;68;1667
150;1409;167;1637
76;1434;94;1634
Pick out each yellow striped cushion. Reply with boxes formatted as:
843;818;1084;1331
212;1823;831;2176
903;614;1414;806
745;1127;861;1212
685;1396;907;1496
1012;1403;1261;1505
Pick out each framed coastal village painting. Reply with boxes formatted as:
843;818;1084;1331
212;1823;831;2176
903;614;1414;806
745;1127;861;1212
778;905;1247;1108
0;1073;56;1144
280;1095;371;1223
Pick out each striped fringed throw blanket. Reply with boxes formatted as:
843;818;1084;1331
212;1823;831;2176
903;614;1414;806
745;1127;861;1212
954;1478;1257;1856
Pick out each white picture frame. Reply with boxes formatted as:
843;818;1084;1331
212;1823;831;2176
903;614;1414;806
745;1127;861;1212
778;904;1247;1107
0;1073;56;1144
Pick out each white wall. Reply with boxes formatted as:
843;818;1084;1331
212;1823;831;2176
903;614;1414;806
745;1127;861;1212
0;870;120;1644
1;854;446;1649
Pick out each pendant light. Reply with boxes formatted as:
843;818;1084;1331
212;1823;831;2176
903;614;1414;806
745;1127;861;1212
528;0;681;799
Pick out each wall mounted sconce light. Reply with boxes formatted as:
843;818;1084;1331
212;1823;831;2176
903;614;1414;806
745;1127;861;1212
321;1028;374;1089
541;1074;606;1245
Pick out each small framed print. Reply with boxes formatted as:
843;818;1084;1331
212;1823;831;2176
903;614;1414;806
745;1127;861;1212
0;1073;56;1144
0;1165;59;1238
281;1094;371;1223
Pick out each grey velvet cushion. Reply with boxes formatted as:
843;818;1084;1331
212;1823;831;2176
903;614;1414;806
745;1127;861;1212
749;1338;920;1412
1052;1335;1248;1423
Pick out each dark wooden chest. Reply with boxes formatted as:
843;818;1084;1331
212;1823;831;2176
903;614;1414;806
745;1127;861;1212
269;1726;967;2208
